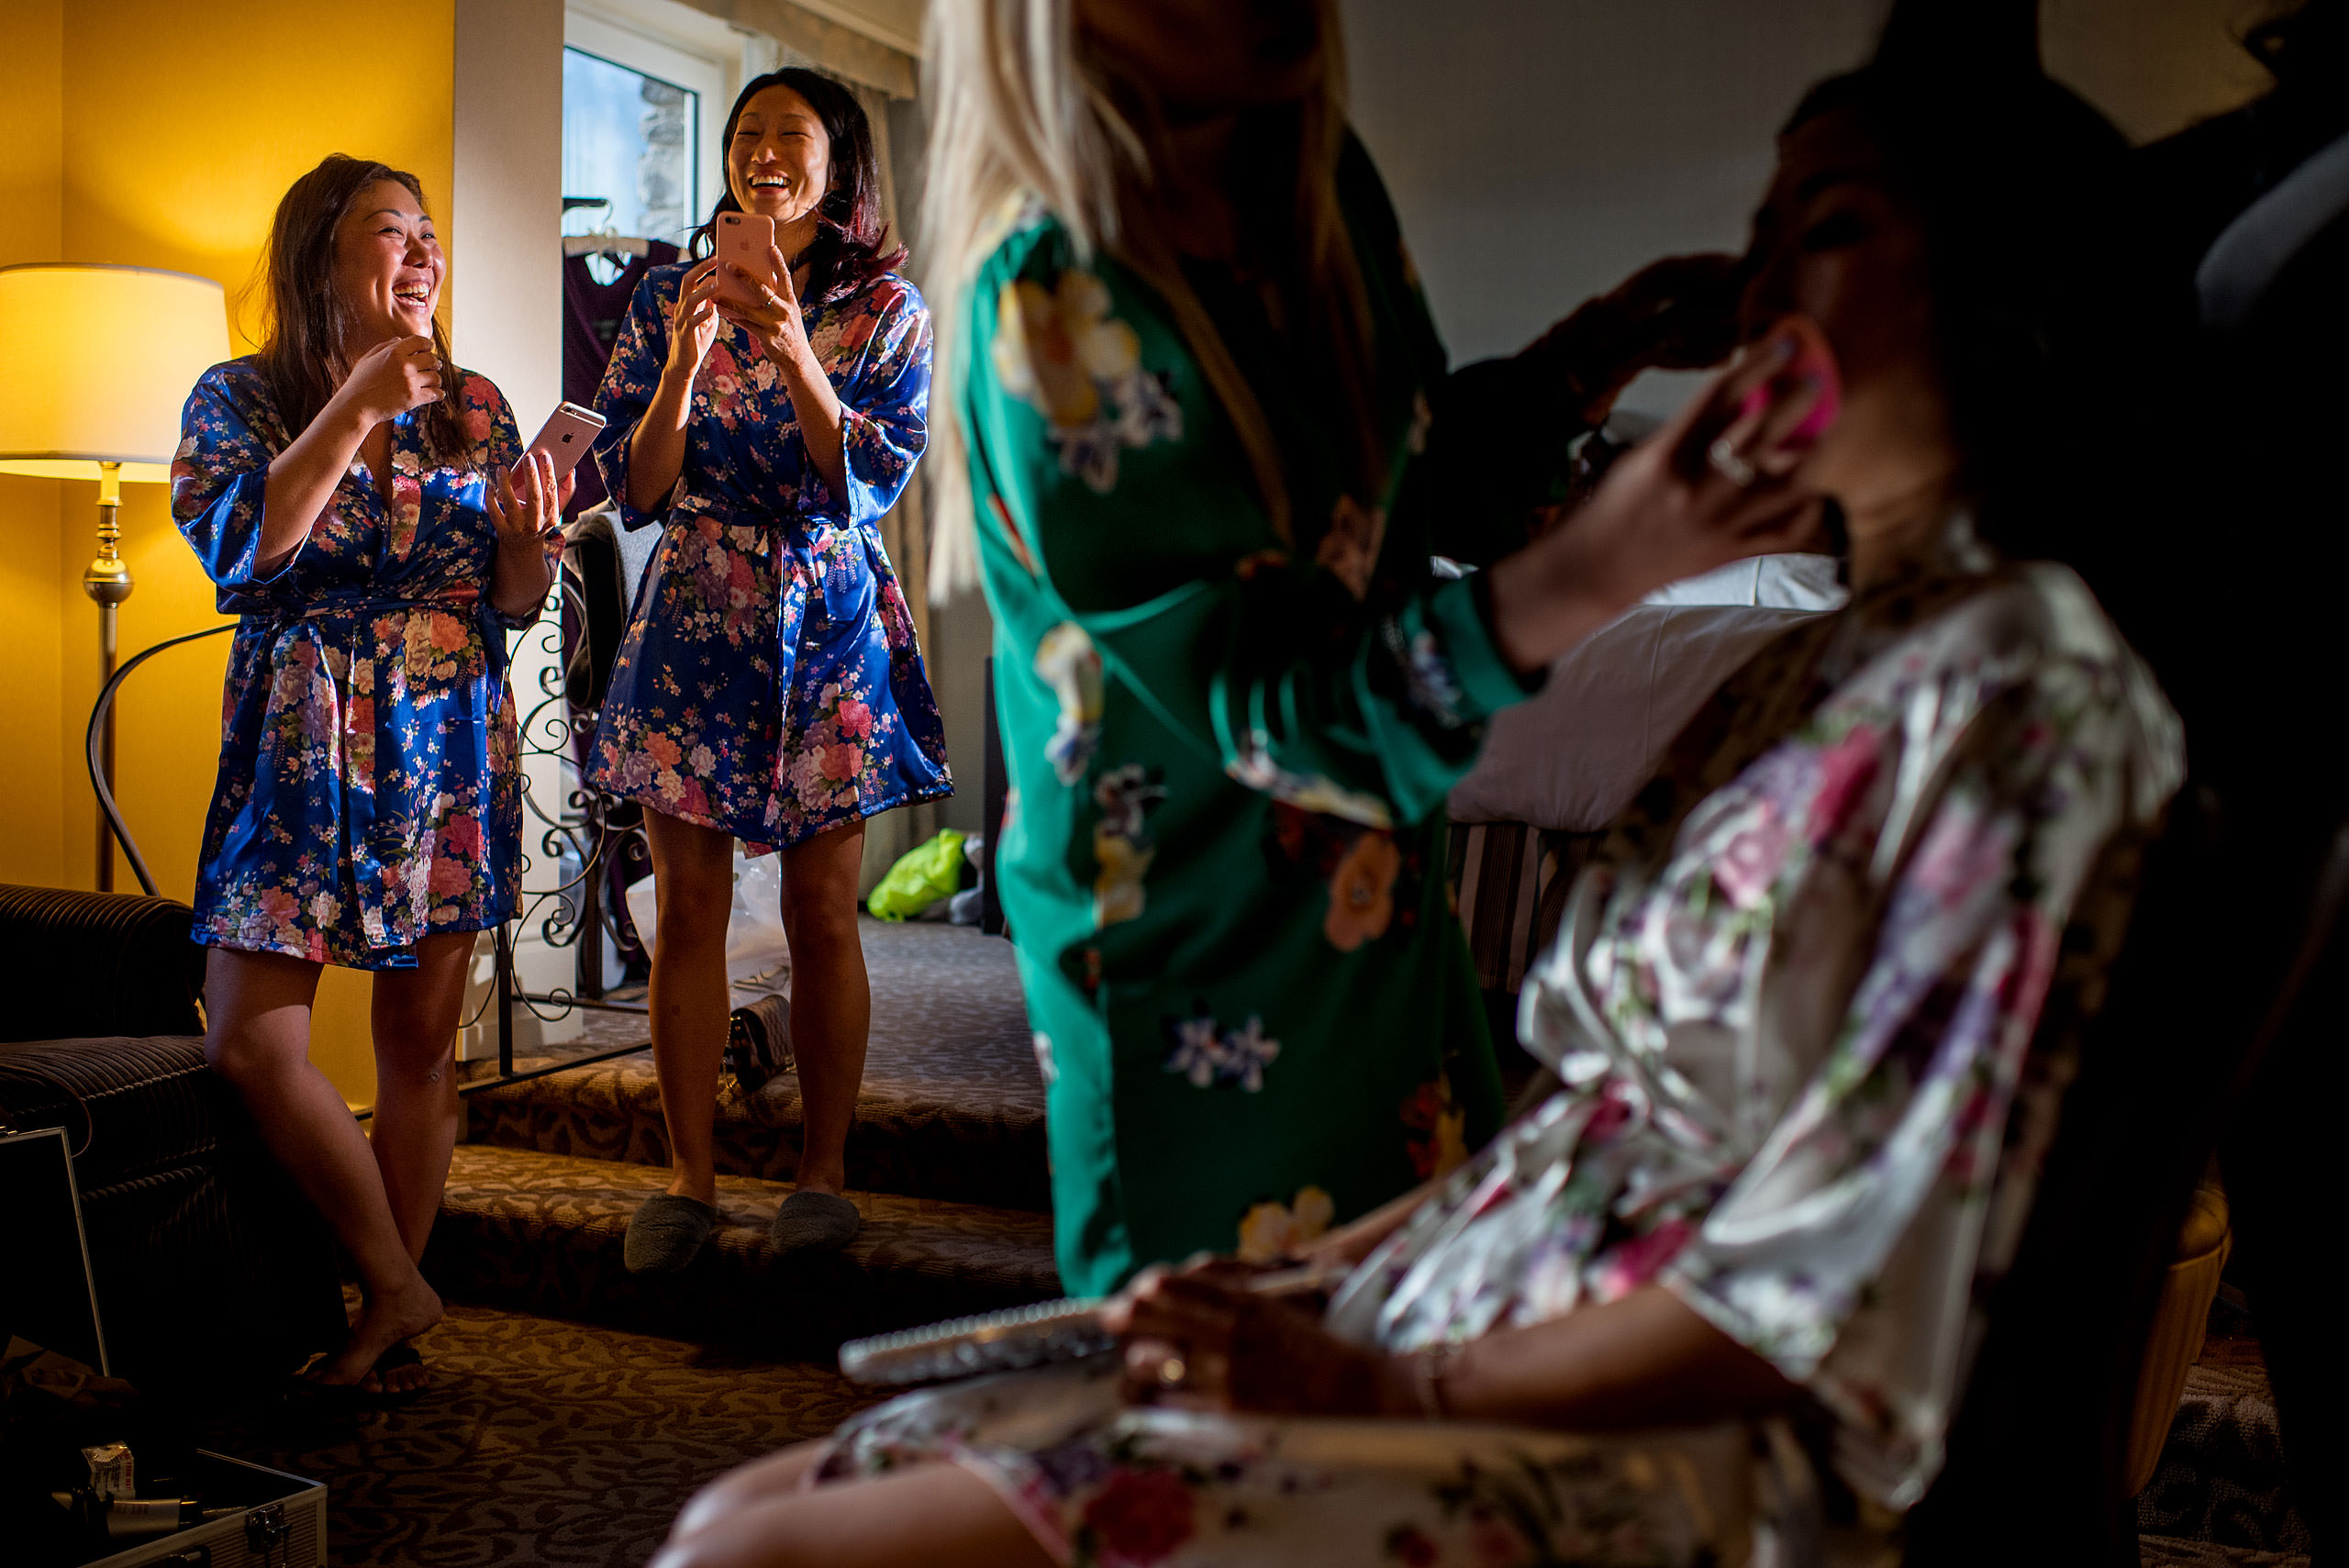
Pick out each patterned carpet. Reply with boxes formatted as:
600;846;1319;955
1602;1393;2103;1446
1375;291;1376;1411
198;919;2308;1567
2138;1332;2311;1562
202;1300;878;1568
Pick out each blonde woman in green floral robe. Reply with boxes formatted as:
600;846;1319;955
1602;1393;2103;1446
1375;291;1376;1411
928;1;1812;1298
964;138;1820;1290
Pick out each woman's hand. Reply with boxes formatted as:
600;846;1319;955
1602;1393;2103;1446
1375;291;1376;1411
1104;1267;1411;1418
1531;252;1744;428
662;260;724;384
330;334;445;428
716;241;815;371
715;240;849;505
261;335;443;569
484;450;569;617
1485;326;1830;673
627;261;725;515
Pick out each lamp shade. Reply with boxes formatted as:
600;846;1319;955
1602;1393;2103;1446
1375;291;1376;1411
0;263;232;484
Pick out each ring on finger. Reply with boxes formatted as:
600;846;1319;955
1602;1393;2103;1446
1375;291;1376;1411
1707;437;1758;489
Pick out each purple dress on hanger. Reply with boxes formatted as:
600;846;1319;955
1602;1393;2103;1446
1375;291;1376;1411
562;242;680;516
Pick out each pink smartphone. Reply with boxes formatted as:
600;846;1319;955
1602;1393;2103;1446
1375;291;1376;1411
1738;315;1842;449
715;211;779;305
513;402;607;487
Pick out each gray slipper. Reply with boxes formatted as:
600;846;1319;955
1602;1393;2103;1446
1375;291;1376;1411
770;1190;861;1254
625;1193;718;1274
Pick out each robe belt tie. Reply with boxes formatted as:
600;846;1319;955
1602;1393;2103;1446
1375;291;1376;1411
255;594;518;953
273;593;515;694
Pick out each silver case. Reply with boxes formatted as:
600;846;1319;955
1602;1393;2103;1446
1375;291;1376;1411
78;1452;325;1568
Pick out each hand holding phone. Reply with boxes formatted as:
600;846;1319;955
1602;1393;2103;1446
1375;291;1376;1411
514;402;607;487
715;211;781;306
1736;315;1842;452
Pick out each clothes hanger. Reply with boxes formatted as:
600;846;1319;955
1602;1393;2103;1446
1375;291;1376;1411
562;195;653;261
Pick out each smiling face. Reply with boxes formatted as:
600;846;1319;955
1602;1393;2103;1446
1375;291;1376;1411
1076;0;1325;115
1738;106;1959;525
728;84;831;241
329;177;442;355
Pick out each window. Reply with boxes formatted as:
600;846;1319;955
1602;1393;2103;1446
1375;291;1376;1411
562;10;729;254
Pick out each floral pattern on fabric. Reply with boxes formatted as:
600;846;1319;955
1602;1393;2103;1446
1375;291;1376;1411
584;264;951;849
1092;763;1163;927
967;146;1542;1298
1237;1184;1336;1263
1161;1011;1282;1093
814;1357;1749;1568
991;268;1183;491
173;359;541;970
1327;528;2185;1510
812;523;2183;1563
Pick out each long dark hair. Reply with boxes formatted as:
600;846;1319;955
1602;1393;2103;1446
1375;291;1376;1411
1777;63;2147;575
690;68;906;306
253;154;470;467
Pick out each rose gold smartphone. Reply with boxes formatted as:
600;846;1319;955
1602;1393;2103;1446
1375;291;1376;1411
715;210;779;305
515;401;606;485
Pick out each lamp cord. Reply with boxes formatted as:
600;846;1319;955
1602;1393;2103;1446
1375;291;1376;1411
86;623;237;898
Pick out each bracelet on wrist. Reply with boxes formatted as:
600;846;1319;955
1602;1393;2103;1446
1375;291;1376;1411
1412;1341;1461;1420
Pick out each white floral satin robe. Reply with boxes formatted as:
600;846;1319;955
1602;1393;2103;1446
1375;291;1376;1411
810;520;2186;1566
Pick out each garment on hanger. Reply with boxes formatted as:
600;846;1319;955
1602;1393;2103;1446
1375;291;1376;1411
562;240;681;515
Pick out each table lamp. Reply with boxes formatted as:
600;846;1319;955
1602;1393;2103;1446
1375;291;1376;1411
0;263;232;890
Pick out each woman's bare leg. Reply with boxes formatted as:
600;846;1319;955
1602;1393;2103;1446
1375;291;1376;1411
669;1441;829;1540
369;930;473;1255
776;820;868;1196
644;808;739;1203
651;1461;1050;1568
202;947;441;1387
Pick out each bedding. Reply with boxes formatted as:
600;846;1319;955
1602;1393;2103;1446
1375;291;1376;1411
1448;553;1843;831
1442;554;1843;995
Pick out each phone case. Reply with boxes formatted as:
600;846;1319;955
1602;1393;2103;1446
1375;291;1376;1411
1739;314;1842;448
717;213;778;304
514;403;607;486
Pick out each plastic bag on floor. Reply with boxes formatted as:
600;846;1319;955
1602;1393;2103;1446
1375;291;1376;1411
624;851;792;989
865;829;969;921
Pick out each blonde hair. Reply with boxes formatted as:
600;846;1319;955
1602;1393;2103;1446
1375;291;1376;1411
920;0;1377;599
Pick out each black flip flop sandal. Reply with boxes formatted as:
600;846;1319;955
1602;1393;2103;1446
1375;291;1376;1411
288;1343;431;1410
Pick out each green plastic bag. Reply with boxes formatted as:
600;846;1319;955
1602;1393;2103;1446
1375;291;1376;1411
866;829;969;921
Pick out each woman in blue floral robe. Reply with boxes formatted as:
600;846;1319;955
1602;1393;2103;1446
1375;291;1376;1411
586;70;950;1272
174;155;565;1396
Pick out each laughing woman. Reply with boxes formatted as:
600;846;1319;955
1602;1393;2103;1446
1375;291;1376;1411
587;69;950;1273
175;154;565;1395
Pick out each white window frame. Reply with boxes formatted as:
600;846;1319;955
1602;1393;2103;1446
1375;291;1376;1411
563;6;734;239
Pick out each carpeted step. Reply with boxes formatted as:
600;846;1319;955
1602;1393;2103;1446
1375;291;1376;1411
426;1144;1061;1359
466;920;1051;1212
2137;1338;2312;1560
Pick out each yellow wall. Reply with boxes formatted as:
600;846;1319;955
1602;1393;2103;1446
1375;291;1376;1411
1;0;457;1103
0;0;67;890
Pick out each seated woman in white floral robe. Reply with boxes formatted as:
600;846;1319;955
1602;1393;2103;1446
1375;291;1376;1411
644;40;2183;1568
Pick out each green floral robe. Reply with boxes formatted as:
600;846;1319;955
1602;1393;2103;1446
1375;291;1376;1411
964;149;1556;1295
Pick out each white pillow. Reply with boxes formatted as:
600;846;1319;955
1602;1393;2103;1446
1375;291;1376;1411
1449;597;1831;831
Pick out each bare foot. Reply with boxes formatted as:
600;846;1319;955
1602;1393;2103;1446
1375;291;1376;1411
308;1272;443;1389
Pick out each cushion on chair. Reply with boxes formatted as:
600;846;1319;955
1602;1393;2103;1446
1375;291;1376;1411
0;1034;344;1392
0;884;206;1041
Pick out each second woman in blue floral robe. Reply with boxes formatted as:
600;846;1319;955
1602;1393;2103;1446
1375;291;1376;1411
586;265;951;848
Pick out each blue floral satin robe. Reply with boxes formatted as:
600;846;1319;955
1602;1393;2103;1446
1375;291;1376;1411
585;265;951;851
173;359;543;971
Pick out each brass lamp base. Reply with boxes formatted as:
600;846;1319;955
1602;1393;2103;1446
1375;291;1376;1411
83;462;131;893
